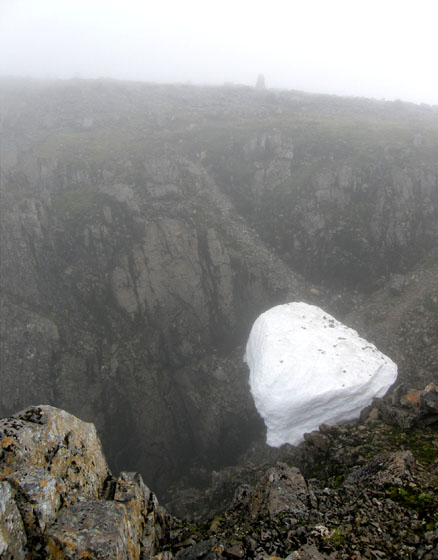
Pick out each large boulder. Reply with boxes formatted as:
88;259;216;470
0;405;170;559
245;302;398;446
0;405;109;497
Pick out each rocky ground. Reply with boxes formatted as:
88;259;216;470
1;385;437;559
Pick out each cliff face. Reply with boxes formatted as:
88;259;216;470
214;133;438;290
1;79;437;497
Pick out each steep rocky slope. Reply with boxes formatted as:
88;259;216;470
1;394;437;559
1;78;437;500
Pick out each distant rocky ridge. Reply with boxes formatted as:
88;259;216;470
1;385;437;559
0;78;437;500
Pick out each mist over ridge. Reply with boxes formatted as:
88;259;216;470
1;0;437;105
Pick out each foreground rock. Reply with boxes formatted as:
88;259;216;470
245;302;398;446
0;406;170;559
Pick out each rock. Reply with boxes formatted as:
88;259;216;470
3;466;65;541
1;398;438;559
1;79;438;558
224;542;245;558
420;383;438;413
286;544;330;559
0;480;27;560
45;499;140;559
0;405;110;498
2;79;437;502
303;431;329;451
389;273;406;296
345;451;417;488
249;463;308;519
114;471;170;558
376;384;438;428
245;302;397;446
175;538;219;559
0;405;172;560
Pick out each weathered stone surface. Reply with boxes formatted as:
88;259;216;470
0;405;174;560
287;545;329;559
0;405;109;498
0;480;27;560
345;450;417;488
4;466;64;539
249;463;308;519
45;499;139;559
421;383;438;413
372;383;438;429
114;471;171;558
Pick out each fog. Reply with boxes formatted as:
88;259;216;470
1;0;437;105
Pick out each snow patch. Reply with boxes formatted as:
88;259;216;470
244;302;398;447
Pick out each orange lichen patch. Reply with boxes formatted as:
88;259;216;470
46;539;65;560
0;466;14;479
127;537;140;558
1;436;16;449
401;391;422;407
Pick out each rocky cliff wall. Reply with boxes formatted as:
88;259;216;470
1;79;437;498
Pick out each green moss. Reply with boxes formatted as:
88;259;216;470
426;520;438;531
385;426;438;464
388;487;436;513
331;474;345;487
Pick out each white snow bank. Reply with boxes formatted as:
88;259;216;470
244;302;397;447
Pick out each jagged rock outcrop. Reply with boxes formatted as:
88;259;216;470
0;406;170;559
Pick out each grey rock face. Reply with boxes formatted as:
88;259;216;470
249;463;309;518
0;480;27;560
3;466;64;544
45;500;141;559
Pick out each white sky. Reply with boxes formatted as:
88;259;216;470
0;0;437;104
